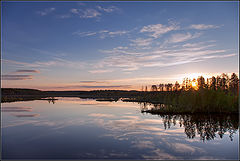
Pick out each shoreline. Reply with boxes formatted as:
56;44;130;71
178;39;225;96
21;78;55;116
1;88;239;115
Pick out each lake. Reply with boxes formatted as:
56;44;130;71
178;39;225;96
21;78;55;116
1;97;239;159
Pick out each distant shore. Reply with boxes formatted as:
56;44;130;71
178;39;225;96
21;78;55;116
1;88;239;114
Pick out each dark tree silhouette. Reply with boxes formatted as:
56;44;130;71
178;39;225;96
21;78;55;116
174;81;180;91
159;84;164;91
229;73;239;95
168;83;173;91
216;76;221;90
210;76;216;90
197;76;205;89
220;73;229;90
165;84;169;91
151;85;158;91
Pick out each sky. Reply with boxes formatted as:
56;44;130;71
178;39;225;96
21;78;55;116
1;1;239;91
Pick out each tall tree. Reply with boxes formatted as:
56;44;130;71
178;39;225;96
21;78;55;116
174;81;180;91
184;78;191;90
165;84;169;91
210;76;216;90
168;83;173;91
220;73;229;90
216;76;221;90
229;73;239;95
151;85;158;91
159;84;164;91
197;76;205;89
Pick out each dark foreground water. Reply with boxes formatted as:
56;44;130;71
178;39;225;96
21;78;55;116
1;97;239;159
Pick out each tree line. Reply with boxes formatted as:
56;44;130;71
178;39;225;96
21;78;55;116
142;73;239;95
136;73;239;114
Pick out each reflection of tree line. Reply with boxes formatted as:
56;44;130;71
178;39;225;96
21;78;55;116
151;113;238;142
46;97;56;104
47;99;55;104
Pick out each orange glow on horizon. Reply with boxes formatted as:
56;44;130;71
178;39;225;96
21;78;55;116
191;81;198;90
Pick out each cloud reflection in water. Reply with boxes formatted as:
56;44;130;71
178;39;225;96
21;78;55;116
2;98;239;159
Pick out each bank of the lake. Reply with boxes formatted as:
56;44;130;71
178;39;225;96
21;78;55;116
1;88;239;114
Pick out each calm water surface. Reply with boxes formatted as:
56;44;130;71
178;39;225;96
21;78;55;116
1;97;239;159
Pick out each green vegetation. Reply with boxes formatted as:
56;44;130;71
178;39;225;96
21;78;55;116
138;73;239;114
1;89;142;103
1;88;47;103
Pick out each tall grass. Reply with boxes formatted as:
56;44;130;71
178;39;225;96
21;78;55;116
140;88;238;114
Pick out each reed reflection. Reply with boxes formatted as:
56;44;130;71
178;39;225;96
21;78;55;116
44;97;56;104
140;103;239;142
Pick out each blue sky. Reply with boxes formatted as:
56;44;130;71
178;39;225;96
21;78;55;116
1;1;239;90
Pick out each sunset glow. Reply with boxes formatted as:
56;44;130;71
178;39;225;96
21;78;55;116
191;81;198;90
2;2;238;91
1;2;239;160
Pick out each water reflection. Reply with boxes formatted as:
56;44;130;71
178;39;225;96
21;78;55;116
13;114;40;118
140;102;239;141
2;106;32;112
140;102;166;111
46;97;56;104
1;98;239;159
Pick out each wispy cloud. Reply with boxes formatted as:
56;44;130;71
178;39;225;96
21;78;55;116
73;29;129;39
140;23;179;38
89;69;113;74
70;8;79;14
73;31;98;37
166;32;202;43
130;38;153;47
2;75;33;80
61;5;120;19
2;58;86;70
2;59;31;66
42;84;132;90
96;39;235;72
80;9;101;18
96;6;119;13
189;24;221;30
15;69;40;73
201;53;236;59
182;41;216;48
78;85;132;89
107;30;129;36
36;8;55;16
69;8;101;18
79;81;106;83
